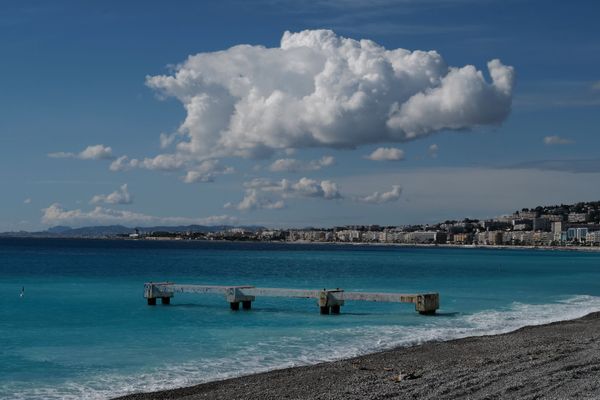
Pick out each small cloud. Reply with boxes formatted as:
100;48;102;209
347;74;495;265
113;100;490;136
109;154;184;172
182;160;234;183
365;147;405;161
137;154;185;171
543;135;574;145
269;156;335;172
48;151;75;159
592;81;600;91
110;155;131;172
232;176;342;211
225;189;285;211
23;198;32;204
90;184;133;205
246;177;342;200
428;144;439;158
49;144;114;160
357;185;402;204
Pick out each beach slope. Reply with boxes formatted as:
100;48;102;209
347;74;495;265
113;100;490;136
116;312;600;400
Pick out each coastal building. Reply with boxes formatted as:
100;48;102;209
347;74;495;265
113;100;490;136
335;229;361;242
474;231;503;245
533;218;551;232
568;213;589;223
403;231;446;244
533;232;553;246
361;230;382;242
551;221;564;233
482;220;512;231
494;215;513;223
514;211;538;219
506;231;535;245
490;231;504;245
567;227;589;242
452;232;472;245
513;222;531;231
587;231;600;245
541;214;563;222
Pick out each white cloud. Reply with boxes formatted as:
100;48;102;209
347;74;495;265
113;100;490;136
137;154;185;171
292;177;341;199
109;156;131;172
90;184;133;205
109;154;185;172
592;81;600;91
365;147;404;161
49;144;114;160
182;160;235;183
110;154;234;182
23;198;32;204
146;29;514;161
269;155;335;172
543;135;573;145
357;185;402;204
48;152;74;158
428;143;439;158
41;203;237;227
227;176;341;212
225;189;286;211
245;177;342;199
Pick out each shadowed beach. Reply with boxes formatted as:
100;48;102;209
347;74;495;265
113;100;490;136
115;312;600;400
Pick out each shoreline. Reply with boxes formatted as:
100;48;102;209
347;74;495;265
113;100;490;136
3;235;600;253
115;312;600;400
284;240;600;253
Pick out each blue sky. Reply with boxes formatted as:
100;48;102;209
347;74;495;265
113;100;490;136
1;0;600;231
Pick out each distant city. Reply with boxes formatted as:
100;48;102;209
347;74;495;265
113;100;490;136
7;201;600;248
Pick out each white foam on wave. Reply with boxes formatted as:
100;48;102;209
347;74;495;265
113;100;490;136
5;295;600;400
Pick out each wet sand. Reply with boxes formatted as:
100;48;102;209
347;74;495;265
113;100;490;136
116;312;600;400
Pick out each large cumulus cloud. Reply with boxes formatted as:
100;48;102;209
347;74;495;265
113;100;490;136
147;29;514;160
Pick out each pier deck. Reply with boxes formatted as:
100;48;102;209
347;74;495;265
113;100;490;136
144;282;439;315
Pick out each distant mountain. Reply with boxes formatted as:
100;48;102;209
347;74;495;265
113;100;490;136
135;225;264;234
0;224;266;238
47;226;73;234
59;225;135;236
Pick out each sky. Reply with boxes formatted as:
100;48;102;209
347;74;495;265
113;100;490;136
1;0;600;231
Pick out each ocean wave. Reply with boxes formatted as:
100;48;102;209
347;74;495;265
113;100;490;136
4;294;600;400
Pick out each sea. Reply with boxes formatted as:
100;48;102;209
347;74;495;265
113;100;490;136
1;238;600;399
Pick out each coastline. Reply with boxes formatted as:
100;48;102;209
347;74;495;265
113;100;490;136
115;312;600;400
284;240;600;253
3;235;600;253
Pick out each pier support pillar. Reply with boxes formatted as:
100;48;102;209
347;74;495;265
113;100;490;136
415;293;439;315
225;287;255;311
318;289;344;315
144;282;174;306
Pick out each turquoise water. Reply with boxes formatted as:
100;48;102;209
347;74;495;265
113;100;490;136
1;238;600;399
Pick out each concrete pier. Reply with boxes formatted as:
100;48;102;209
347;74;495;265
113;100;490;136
144;283;439;315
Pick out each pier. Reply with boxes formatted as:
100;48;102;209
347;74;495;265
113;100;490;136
144;282;439;315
